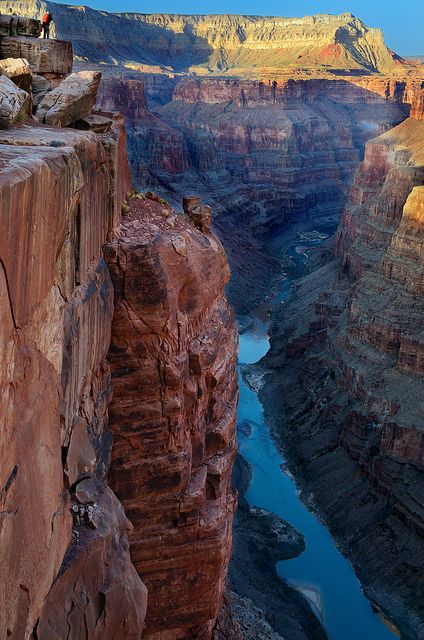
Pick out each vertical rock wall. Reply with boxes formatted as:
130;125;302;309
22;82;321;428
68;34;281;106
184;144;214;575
0;119;146;639
105;196;238;639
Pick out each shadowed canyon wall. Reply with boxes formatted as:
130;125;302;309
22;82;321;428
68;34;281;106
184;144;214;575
260;89;424;640
95;73;412;314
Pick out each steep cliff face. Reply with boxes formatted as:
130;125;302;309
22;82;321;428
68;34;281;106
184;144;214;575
0;117;147;638
5;1;408;75
260;96;424;639
105;195;238;639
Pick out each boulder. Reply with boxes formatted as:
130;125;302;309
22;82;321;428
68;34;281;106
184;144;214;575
0;75;30;129
182;194;201;213
36;71;101;127
0;37;72;79
0;57;32;93
189;204;212;231
74;113;113;133
31;74;52;108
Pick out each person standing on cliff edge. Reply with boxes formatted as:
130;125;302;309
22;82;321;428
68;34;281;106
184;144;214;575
42;11;53;38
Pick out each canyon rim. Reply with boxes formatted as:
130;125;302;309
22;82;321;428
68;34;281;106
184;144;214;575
1;2;424;640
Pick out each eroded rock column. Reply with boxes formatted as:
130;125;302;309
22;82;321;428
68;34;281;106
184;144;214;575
105;195;239;639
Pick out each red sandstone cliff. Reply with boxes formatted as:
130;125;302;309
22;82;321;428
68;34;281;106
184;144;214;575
0;29;239;640
0;114;147;638
105;195;238;639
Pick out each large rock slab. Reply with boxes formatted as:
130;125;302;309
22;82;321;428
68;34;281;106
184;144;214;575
0;57;32;92
0;13;41;37
74;113;113;133
0;36;72;79
0;75;29;129
36;71;101;127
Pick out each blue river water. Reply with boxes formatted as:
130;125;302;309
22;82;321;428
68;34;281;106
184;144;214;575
236;237;399;640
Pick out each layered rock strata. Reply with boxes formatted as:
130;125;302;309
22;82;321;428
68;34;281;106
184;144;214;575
123;75;409;313
0;36;72;81
260;107;424;639
105;194;239;639
4;2;411;75
0;59;146;636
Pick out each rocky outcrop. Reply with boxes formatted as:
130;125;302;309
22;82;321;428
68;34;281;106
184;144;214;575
36;70;101;126
105;194;238;639
0;57;32;92
34;478;147;640
260;114;424;640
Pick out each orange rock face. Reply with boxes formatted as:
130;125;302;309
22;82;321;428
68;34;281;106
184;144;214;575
105;197;239;639
0;119;144;639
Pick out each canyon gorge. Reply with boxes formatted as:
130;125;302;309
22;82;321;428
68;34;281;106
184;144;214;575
1;2;424;640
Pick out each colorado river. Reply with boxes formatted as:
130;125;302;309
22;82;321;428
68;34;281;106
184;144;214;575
237;236;399;640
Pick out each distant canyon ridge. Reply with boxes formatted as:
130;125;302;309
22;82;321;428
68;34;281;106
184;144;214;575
5;1;417;76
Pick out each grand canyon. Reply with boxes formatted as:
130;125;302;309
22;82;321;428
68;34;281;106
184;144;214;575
0;2;423;639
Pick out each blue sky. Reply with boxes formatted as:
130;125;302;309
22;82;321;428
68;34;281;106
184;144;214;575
59;0;424;55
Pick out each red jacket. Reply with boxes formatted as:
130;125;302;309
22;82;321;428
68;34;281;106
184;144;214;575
42;13;52;25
